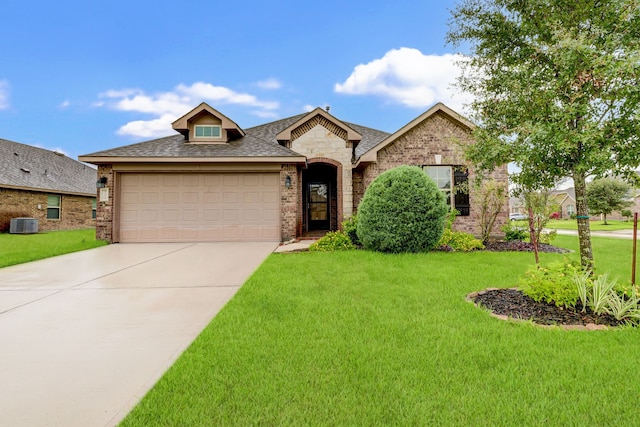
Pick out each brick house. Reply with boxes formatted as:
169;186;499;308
79;102;509;243
549;188;577;219
0;138;97;232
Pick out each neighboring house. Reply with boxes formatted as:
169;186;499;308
509;196;526;215
0;138;97;232
79;102;509;243
549;188;577;219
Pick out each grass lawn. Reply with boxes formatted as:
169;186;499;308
0;228;107;268
121;235;640;426
545;219;635;231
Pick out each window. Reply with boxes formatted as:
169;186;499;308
567;204;575;216
194;125;221;138
92;198;97;219
47;195;61;219
423;166;470;216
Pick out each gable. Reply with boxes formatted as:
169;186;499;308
356;103;474;165
276;108;362;149
172;102;245;143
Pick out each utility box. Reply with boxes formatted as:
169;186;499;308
9;218;39;234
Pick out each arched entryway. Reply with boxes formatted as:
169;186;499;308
302;161;340;233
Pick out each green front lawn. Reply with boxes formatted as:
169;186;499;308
546;219;635;231
122;235;640;426
0;228;107;268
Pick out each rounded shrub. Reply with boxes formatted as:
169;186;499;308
356;165;448;253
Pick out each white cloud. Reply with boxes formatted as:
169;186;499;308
0;80;11;110
116;114;178;139
255;78;282;90
335;48;471;113
302;104;315;112
99;82;280;138
58;100;70;109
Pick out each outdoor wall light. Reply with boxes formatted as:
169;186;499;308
285;175;292;189
96;176;108;188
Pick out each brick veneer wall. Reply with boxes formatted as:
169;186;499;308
280;164;300;241
95;165;114;241
0;187;95;232
358;111;509;236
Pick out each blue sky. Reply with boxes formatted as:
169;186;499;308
0;0;469;160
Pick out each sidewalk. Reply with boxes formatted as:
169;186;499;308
552;228;636;240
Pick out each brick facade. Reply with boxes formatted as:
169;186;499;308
95;165;115;241
358;111;509;236
0;187;95;232
280;163;299;241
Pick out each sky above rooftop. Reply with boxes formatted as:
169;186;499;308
0;0;469;160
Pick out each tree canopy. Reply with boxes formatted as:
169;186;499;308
586;177;632;224
447;0;640;268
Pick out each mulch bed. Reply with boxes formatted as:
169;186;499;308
471;240;624;328
483;240;570;254
471;288;622;327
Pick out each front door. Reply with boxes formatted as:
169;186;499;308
307;182;330;230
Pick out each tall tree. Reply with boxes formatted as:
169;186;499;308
447;0;640;269
586;177;632;224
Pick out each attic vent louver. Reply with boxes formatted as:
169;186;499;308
20;167;30;173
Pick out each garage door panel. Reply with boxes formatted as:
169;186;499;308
143;175;159;186
182;192;199;204
119;173;280;242
262;191;278;203
203;192;220;204
262;209;279;221
163;192;180;204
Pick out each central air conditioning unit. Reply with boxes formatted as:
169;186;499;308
9;218;39;234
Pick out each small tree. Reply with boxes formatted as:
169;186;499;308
476;179;507;243
586;178;632;225
356;166;448;253
523;189;560;264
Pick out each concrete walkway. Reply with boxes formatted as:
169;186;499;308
552;228;637;239
0;242;277;427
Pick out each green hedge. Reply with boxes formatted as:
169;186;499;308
356;166;448;253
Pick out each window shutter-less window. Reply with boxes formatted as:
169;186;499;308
454;168;470;216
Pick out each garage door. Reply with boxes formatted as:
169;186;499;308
119;173;280;242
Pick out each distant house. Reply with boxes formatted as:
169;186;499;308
80;102;509;243
0;138;97;232
549;188;577;219
509;196;526;215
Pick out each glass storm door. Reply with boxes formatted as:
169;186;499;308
308;182;329;230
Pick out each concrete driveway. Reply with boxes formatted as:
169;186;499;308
0;242;277;427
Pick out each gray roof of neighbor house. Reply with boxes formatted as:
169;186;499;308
80;113;391;163
0;138;96;196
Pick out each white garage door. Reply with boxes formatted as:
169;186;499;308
119;173;280;242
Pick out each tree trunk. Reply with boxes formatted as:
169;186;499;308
573;171;594;270
603;213;608;225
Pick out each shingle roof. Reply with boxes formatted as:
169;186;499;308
347;122;391;160
80;113;390;163
245;114;390;160
0;138;96;195
81;129;304;159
